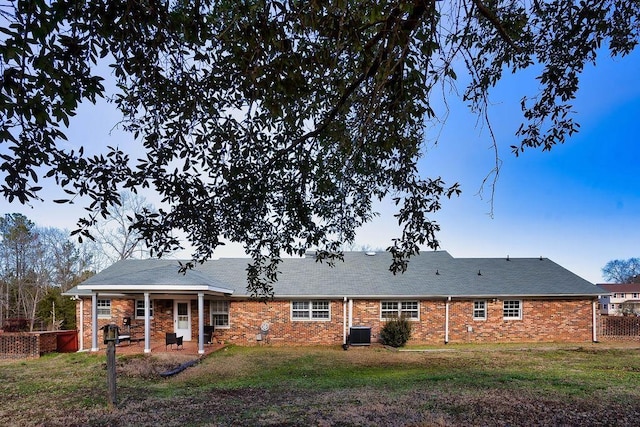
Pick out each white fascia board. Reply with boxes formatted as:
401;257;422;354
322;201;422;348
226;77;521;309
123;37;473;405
77;284;234;295
440;293;602;299
234;293;601;300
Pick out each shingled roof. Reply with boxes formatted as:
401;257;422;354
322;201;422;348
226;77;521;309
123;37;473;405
68;251;601;299
597;283;640;293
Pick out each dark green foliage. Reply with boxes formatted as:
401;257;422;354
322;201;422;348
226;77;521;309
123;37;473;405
380;317;413;348
36;287;77;330
1;1;638;296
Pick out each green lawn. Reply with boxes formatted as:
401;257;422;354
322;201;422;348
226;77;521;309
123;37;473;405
1;343;639;426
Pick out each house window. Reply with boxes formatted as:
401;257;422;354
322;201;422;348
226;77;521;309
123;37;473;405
291;301;330;320
381;301;419;320
614;293;626;298
503;300;522;320
633;293;639;299
473;300;487;320
97;299;111;318
210;300;230;328
135;300;154;318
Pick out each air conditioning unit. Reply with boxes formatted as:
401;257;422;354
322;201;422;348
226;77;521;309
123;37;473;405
349;326;371;346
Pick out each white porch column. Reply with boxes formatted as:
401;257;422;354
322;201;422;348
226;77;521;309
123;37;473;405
198;292;205;354
144;292;151;353
91;293;99;351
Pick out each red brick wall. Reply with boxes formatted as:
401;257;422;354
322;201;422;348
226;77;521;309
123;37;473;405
446;299;594;343
216;300;345;345
0;332;58;359
598;316;640;341
0;333;39;358
77;296;596;347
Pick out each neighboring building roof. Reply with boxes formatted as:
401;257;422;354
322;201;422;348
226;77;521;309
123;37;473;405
597;284;640;293
66;251;601;299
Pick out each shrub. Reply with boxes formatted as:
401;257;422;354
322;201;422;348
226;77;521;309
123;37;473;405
380;317;412;347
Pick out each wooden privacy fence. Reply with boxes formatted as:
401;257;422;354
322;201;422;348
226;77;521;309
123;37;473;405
598;316;640;341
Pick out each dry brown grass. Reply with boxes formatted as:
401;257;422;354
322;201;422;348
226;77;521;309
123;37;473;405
1;343;640;426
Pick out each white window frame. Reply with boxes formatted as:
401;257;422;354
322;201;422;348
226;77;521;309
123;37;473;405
134;299;154;319
473;300;487;320
380;301;419;320
633;293;639;299
503;300;522;320
210;300;230;328
291;300;330;321
97;299;111;318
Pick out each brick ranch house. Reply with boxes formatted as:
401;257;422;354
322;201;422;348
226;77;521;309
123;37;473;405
64;251;603;354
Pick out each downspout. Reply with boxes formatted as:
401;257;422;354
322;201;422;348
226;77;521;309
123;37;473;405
444;296;451;344
592;300;598;343
79;297;84;351
343;297;347;345
348;298;353;330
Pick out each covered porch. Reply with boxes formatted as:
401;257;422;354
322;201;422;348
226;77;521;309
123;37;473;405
67;260;235;355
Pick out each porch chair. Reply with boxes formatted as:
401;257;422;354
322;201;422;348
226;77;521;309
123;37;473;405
165;332;183;350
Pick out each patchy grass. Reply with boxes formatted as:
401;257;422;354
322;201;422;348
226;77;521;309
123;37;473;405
1;343;640;426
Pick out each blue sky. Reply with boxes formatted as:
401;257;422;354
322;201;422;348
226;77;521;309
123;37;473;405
2;49;639;284
359;49;640;284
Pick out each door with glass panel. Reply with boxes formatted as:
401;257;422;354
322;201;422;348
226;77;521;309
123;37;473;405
173;301;191;341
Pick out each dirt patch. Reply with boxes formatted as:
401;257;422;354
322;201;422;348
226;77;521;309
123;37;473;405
115;353;198;379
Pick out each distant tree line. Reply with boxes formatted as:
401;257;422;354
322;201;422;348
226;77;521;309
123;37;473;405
0;213;93;331
0;192;153;331
602;258;640;284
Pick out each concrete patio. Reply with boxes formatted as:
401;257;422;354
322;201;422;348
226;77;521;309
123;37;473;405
96;338;226;357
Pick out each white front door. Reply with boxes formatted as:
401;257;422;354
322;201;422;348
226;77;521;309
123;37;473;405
174;300;191;341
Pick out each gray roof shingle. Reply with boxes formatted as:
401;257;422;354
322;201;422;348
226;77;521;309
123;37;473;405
67;251;601;298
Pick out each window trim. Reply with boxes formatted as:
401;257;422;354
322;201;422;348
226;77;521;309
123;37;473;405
97;299;111;318
291;300;331;321
210;300;230;329
473;300;487;320
380;300;420;321
134;299;154;319
503;300;522;320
